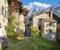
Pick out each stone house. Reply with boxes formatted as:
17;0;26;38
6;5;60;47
53;7;60;41
0;0;8;48
0;0;8;38
8;0;28;33
26;7;60;41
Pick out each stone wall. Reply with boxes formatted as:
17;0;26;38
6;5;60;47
57;24;60;41
0;0;8;37
32;13;50;29
43;21;57;41
19;15;25;32
32;11;57;41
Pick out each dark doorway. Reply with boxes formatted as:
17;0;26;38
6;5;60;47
38;19;42;36
38;25;42;36
25;25;31;36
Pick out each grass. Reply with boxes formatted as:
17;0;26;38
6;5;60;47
7;36;24;44
0;46;8;50
6;36;60;50
7;37;22;44
30;36;60;50
8;39;37;50
3;46;8;50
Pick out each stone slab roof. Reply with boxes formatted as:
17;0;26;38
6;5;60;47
29;6;60;20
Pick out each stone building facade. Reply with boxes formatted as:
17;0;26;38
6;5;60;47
31;9;57;41
53;8;60;41
8;0;28;32
0;0;8;38
0;0;8;48
29;7;60;41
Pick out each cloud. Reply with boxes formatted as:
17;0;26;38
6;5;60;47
23;1;51;10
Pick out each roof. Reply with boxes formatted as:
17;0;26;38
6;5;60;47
8;0;18;2
53;7;60;18
42;18;57;22
19;8;29;16
8;0;28;16
29;6;60;20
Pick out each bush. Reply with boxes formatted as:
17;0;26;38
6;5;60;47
16;30;24;37
29;26;40;36
6;15;24;40
6;16;16;38
3;46;8;50
15;30;24;40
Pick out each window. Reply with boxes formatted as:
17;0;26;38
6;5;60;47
49;30;52;33
4;0;7;4
50;30;52;32
2;6;4;15
2;6;7;17
46;30;52;33
49;23;52;26
4;9;6;17
0;23;2;28
47;23;52;26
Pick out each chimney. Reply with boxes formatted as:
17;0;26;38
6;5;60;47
50;9;53;20
34;9;37;16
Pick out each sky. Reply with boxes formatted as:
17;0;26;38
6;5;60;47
19;0;60;12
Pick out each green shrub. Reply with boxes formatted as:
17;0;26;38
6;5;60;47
19;30;24;38
29;26;40;36
16;30;24;38
15;30;24;40
3;46;8;50
6;15;24;39
6;16;15;38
